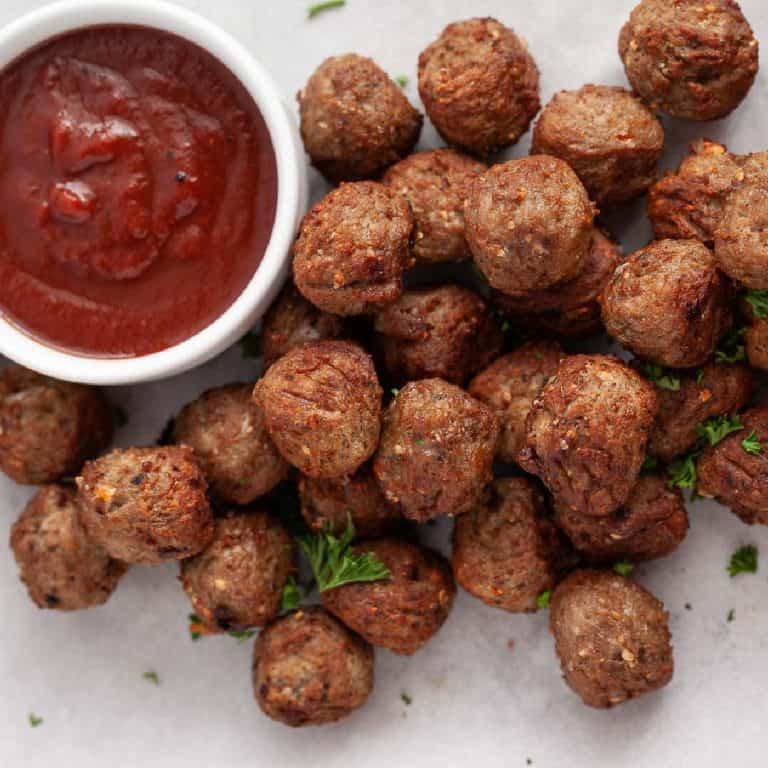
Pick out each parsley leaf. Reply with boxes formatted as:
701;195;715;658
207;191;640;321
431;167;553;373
613;561;634;576
642;363;681;391
390;388;400;398
238;330;261;358
742;430;763;455
395;75;408;88
28;713;43;728
308;0;346;18
728;545;758;577
696;414;743;446
695;369;705;387
281;576;304;612
715;327;746;364
143;671;160;686
299;516;390;592
228;629;256;643
745;289;768;319
641;455;658;472
536;590;551;610
667;453;698;490
188;613;204;641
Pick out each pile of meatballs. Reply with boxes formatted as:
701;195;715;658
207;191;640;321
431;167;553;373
5;0;767;726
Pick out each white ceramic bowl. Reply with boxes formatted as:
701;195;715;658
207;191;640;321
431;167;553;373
0;0;307;385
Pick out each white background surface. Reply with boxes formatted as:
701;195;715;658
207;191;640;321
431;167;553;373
0;1;767;766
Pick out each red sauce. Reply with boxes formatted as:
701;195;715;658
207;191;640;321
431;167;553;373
0;26;277;356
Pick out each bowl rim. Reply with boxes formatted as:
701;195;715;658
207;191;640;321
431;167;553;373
0;0;306;385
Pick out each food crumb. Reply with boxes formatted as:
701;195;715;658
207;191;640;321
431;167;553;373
28;713;43;728
143;670;160;686
727;609;735;623
684;603;692;611
400;691;412;706
507;639;516;652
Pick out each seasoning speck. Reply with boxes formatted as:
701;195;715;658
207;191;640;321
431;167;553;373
400;691;412;706
143;670;160;686
28;713;43;728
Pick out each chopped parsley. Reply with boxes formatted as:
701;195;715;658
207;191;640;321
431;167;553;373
390;388;400;398
400;691;412;706
307;0;346;18
188;613;204;641
745;289;768;319
238;330;261;358
642;363;681;391
28;713;43;728
728;545;758;577
536;590;551;610
612;561;634;577
281;576;304;612
143;671;160;686
300;515;390;592
695;369;705;387
715;327;746;364
395;75;409;88
741;430;763;455
667;453;698;490
641;455;658;472
228;629;257;643
727;609;735;623
696;414;744;446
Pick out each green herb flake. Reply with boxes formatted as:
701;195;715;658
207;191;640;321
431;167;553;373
728;544;758;577
28;713;43;728
745;289;768;319
696;414;743;446
536;590;551;610
400;691;412;706
390;388;400;398
143;671;160;686
715;327;746;364
228;629;257;643
641;455;658;472
238;331;261;359
642;363;681;392
667;453;698;490
281;576;304;612
696;369;705;387
741;430;763;455
612;561;634;576
188;613;203;641
308;0;346;18
395;75;408;88
727;609;735;623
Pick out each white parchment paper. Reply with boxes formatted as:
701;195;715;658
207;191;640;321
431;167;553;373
0;1;767;766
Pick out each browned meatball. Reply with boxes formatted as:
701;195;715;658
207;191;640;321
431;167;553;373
76;445;213;565
468;340;564;464
417;17;540;156
0;366;113;485
261;283;345;367
600;239;733;368
293;182;414;316
180;509;293;632
646;361;753;461
555;474;689;564
299;464;402;539
172;384;288;505
253;341;382;479
531;85;664;207
619;0;758;121
648;139;746;247
465;156;594;296
322;538;455;655
452;478;574;613
550;570;674;708
297;54;422;182
491;229;621;339
697;407;768;525
382;149;486;264
253;607;374;727
373;379;499;522
519;355;658;517
746;319;768;370
10;484;127;610
372;285;503;386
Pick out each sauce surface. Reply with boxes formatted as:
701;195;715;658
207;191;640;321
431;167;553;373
0;26;277;356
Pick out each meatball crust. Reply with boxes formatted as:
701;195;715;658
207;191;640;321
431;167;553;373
180;509;293;632
297;54;422;182
600;239;733;368
417;17;540;156
373;379;499;522
555;474;689;564
452;478;574;613
298;464;402;539
10;484;127;610
648;139;746;247
618;0;758;121
746;319;768;371
465;156;594;296
531;85;664;207
646;361;753;462
293;182;414;316
322;538;455;655
550;570;674;708
76;445;213;565
697;407;768;525
253;607;374;727
172;384;288;505
253;341;382;479
382;149;486;264
519;355;658;517
468;340;565;464
372;285;503;386
0;366;113;485
261;283;345;367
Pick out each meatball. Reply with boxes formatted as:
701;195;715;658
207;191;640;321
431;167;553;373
618;0;758;121
373;379;499;522
253;607;374;727
297;54;422;182
746;319;768;370
180;509;293;632
519;355;658;517
382;149;486;264
490;229;621;339
452;478;574;613
555;474;689;564
468;340;564;464
648;139;746;247
550;570;674;708
261;283;345;367
172;384;288;505
76;445;213;565
299;464;402;539
465;156;594;296
0;366;113;485
293;182;414;316
600;239;733;368
372;285;503;386
646;361;753;462
322;538;455;655
253;341;382;479
10;484;127;610
418;17;540;156
531;85;664;207
697;407;768;525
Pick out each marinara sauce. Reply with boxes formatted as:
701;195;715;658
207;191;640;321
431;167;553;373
0;26;277;356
